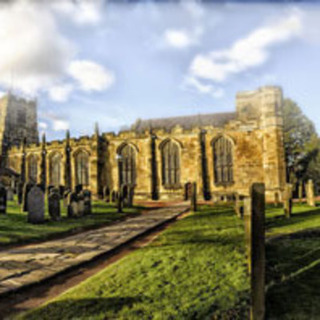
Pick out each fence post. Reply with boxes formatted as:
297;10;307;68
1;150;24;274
244;183;265;320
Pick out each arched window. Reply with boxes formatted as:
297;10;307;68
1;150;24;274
49;153;62;187
118;144;136;187
161;140;180;189
213;136;234;185
28;154;38;183
75;150;89;186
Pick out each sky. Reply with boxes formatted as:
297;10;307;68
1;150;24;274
0;0;320;140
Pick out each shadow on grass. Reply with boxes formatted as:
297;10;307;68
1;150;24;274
266;236;320;320
22;296;145;320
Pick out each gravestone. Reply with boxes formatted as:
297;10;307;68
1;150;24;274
298;182;303;204
78;192;85;216
75;184;83;194
121;185;129;207
103;186;110;202
111;190;117;203
17;181;24;204
306;179;316;207
128;186;134;207
234;193;242;218
48;189;61;221
191;182;197;212
83;190;92;215
6;187;14;201
63;190;71;208
22;183;34;212
274;192;280;207
283;183;293;218
67;192;78;217
0;184;7;214
244;183;266;320
117;190;123;213
47;185;54;195
27;186;45;224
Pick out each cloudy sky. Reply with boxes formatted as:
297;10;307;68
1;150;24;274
0;0;320;140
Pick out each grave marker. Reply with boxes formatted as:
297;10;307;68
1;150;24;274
27;186;45;224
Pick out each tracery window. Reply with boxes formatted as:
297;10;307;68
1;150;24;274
213;136;234;185
161;140;180;189
75;150;89;186
49;153;62;187
118;144;136;186
28;154;38;183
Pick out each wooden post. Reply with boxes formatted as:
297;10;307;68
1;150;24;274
191;182;197;212
244;183;266;320
283;183;293;219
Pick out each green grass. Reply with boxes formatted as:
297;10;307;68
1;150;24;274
20;205;250;320
0;198;141;246
265;203;320;320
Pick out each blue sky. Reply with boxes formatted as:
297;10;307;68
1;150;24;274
0;0;320;140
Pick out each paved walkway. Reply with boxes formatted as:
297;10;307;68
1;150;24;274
0;205;189;297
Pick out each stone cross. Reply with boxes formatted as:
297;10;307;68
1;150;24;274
48;189;61;221
27;186;45;224
83;190;92;215
191;182;197;212
67;192;78;217
0;184;7;214
306;179;316;207
283;183;293;218
244;183;266;320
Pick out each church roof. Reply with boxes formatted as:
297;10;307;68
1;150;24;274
131;112;237;133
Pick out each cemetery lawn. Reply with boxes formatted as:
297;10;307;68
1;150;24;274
0;199;141;246
20;205;250;320
265;203;320;319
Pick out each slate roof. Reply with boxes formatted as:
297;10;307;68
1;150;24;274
131;112;237;133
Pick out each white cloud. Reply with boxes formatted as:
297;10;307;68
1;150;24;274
182;76;225;98
182;1;205;20
190;12;302;82
0;1;74;95
0;91;6;99
163;26;203;49
68;60;115;92
50;0;102;26
39;121;48;130
52;119;70;131
48;84;74;102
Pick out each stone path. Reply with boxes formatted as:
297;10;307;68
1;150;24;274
0;205;189;297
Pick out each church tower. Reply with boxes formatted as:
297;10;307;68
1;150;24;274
0;92;39;166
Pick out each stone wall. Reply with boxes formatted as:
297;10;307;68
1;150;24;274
7;86;287;202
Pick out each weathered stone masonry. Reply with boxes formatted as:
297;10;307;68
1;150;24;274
6;86;287;202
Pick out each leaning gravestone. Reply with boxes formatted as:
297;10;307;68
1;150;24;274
48;189;61;221
78;192;85;216
67;192;78;217
22;183;34;212
6;187;14;201
83;190;92;215
0;184;7;214
306;179;316;207
27;186;45;224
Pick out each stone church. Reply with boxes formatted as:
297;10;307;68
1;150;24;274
3;86;286;202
